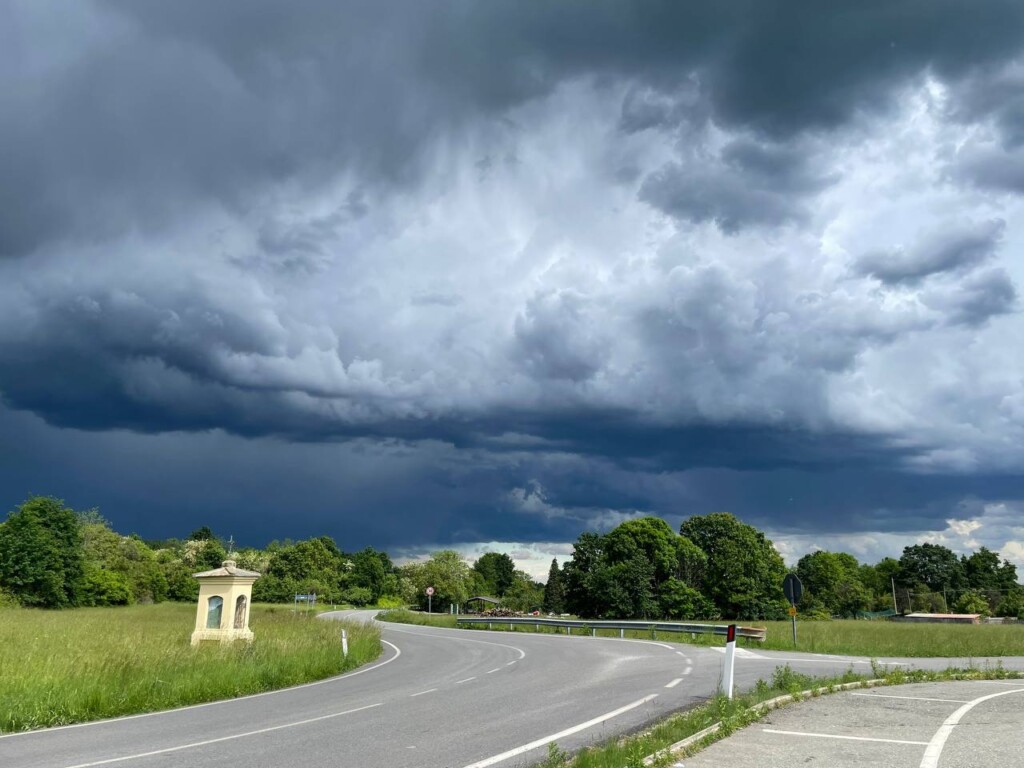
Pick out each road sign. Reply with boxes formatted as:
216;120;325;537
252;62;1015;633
783;573;803;605
426;586;435;596
788;605;798;617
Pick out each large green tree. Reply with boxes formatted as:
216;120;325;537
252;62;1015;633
679;512;788;620
473;552;516;597
796;550;869;617
0;496;86;608
898;543;964;593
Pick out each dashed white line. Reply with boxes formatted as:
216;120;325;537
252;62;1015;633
460;695;659;767
61;703;383;768
665;678;683;689
851;693;971;704
682;666;693;676
505;660;517;666
486;668;502;674
676;651;686;657
410;689;437;697
455;677;477;684
763;729;928;746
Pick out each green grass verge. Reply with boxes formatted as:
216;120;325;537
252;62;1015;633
0;603;380;733
544;664;1024;768
377;610;1024;657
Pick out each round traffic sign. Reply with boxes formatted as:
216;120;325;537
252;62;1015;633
425;586;435;596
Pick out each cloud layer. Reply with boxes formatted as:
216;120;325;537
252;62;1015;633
2;1;1024;563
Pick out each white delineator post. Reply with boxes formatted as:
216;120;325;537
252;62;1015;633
722;624;737;700
341;628;349;657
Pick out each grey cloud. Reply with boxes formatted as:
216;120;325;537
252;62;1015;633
854;219;1005;284
639;137;835;232
922;268;1018;327
513;291;608;382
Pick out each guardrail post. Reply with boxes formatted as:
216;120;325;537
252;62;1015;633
620;628;624;638
488;622;492;630
591;627;596;637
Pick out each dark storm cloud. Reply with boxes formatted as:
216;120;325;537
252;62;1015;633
4;0;1024;256
854;219;1005;284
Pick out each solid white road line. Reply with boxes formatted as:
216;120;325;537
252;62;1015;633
410;689;437;697
384;625;527;660
763;729;928;746
665;678;683;688
62;703;384;768
851;693;971;704
0;640;402;741
460;695;659;768
919;687;1024;768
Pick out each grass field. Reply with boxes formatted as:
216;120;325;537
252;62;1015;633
0;603;380;733
377;610;1024;657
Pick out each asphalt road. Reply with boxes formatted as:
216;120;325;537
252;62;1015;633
682;679;1024;768
3;612;1023;768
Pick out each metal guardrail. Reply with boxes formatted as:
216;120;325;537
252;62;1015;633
455;616;767;641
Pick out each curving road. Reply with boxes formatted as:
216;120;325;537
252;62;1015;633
3;612;1023;768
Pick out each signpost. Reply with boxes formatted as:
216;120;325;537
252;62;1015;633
426;586;434;614
783;573;803;647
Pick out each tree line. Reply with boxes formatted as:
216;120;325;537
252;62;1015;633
0;496;543;611
1;495;1021;619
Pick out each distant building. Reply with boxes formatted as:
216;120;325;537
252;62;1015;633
896;612;981;625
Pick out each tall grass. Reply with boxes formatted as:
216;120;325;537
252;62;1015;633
377;610;1024;657
0;603;380;733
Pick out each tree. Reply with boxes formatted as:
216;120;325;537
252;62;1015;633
542;559;566;614
0;496;86;608
962;547;1018;592
563;532;606;618
473;552;516;597
898;543;964;593
80;522;167;604
679;512;788;620
796;550;869;617
502;571;544;613
350;547;394;602
408;551;475;611
953;589;990;617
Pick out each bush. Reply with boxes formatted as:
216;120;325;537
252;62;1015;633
342;587;374;607
376;595;404;609
81;568;133;606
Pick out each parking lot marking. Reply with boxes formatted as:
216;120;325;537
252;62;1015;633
763;729;928;746
919;687;1024;768
851;693;971;704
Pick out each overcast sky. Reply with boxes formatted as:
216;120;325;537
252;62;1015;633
3;1;1024;577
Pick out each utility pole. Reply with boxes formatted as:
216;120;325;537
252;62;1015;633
891;577;898;613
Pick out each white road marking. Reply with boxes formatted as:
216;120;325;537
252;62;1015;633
455;677;477;684
460;695;659;768
763;729;928;746
851;693;971;704
708;646;763;659
682;666;693;676
919;687;1024;768
61;703;383;768
385;625;527;660
676;651;686;657
486;668;502;674
0;640;402;741
505;660;517;666
410;689;437;697
665;678;683;688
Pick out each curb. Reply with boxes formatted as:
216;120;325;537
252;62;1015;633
641;678;887;766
